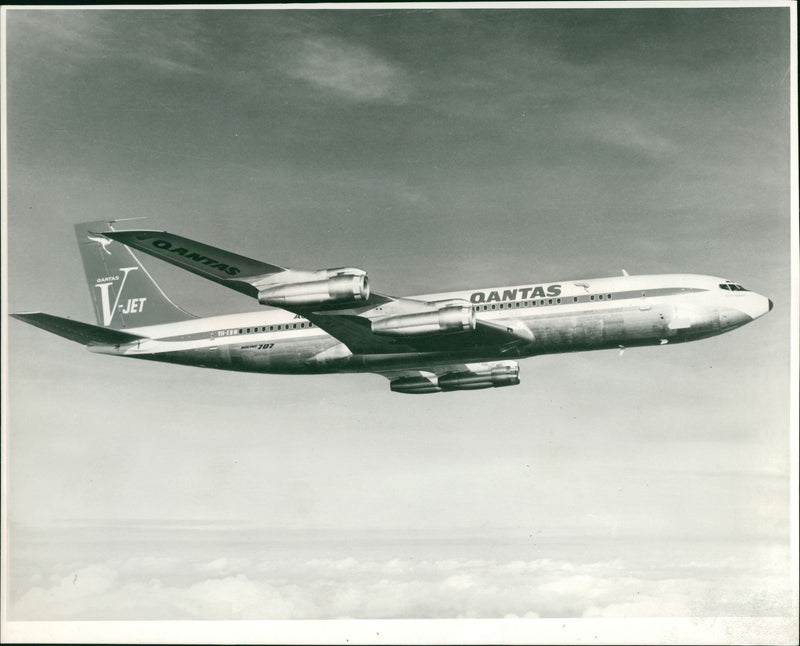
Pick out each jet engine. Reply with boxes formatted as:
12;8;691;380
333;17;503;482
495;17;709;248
438;363;520;391
390;376;441;394
372;304;475;337
389;361;520;394
257;268;369;307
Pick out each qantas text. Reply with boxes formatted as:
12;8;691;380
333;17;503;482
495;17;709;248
151;240;241;275
470;284;561;304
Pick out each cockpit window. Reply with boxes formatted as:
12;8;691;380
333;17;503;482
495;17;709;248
720;282;748;292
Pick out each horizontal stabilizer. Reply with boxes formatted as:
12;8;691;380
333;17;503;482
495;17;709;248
102;229;286;297
11;312;147;346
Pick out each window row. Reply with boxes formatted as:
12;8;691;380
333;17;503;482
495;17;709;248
472;294;614;311
218;322;315;336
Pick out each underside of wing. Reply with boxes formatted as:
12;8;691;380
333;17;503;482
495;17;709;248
303;311;534;355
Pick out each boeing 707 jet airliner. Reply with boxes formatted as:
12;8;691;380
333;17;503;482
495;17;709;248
12;221;773;393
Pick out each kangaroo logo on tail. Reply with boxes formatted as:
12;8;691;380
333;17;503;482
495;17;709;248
87;233;113;256
94;267;145;326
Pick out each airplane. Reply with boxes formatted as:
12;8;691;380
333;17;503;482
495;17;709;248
11;221;773;394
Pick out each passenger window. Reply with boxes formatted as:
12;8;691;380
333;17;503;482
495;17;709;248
573;297;578;302
607;294;612;299
548;299;553;305
491;304;496;310
556;298;561;303
590;295;594;301
292;323;297;329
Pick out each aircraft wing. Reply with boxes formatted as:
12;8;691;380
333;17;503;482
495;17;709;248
102;228;394;306
103;228;534;354
302;311;533;354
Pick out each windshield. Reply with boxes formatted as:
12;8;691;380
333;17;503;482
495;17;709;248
719;282;748;291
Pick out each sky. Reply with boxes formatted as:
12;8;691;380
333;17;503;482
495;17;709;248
2;4;797;642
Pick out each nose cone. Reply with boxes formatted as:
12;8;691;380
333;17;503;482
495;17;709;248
729;292;772;322
750;293;772;320
756;294;772;318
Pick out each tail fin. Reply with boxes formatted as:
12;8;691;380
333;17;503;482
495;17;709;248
75;221;196;329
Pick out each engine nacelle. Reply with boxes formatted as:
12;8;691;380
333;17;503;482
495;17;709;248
438;364;520;391
258;269;369;307
390;376;441;394
372;305;475;337
390;363;520;394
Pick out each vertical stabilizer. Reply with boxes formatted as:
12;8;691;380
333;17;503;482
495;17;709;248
75;220;196;329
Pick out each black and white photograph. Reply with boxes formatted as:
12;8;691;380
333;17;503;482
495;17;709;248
1;2;797;644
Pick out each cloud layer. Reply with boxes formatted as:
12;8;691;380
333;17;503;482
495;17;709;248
11;548;792;620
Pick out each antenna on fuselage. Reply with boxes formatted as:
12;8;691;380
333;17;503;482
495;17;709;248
622;269;630;277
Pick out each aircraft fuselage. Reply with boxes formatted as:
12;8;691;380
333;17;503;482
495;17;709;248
88;273;772;374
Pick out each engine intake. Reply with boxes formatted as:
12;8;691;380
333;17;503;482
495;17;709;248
258;269;369;307
372;305;475;337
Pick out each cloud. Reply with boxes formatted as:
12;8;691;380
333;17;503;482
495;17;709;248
8;11;207;76
10;553;793;620
577;114;679;160
283;36;410;104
